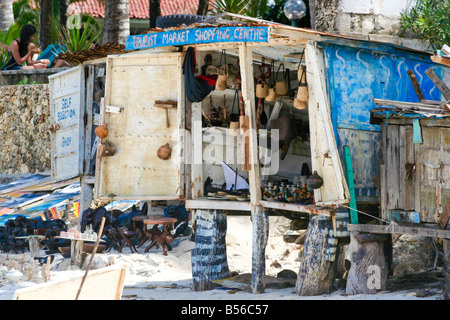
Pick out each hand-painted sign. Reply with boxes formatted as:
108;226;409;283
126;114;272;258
126;26;270;50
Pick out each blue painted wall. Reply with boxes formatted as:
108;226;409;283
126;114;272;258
320;42;445;202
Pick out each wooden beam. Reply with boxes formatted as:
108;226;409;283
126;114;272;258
238;43;267;294
372;98;445;112
347;223;450;239
186;199;251;211
425;67;450;100
305;41;350;205
238;43;261;204
258;200;332;216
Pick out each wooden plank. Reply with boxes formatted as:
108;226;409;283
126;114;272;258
13;265;127;300
425;67;450;100
80;64;95;215
259;200;332;216
186;199;251;211
240;115;251;172
238;43;266;294
305;41;350;206
373;98;445;111
238;44;261;204
347;223;450;239
444;239;450;300
386;125;400;209
191;102;203;199
407;69;426;101
431;55;450;67
343;146;358;223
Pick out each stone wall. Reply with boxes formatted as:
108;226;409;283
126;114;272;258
0;84;51;174
0;68;68;86
312;0;430;52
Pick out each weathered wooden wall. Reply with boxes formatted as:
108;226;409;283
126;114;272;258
96;53;185;199
380;119;450;224
322;42;447;203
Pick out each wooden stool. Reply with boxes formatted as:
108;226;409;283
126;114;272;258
119;230;138;253
135;215;164;248
143;217;177;255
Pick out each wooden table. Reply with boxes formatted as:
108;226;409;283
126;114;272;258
142;216;177;255
56;237;97;267
15;235;45;257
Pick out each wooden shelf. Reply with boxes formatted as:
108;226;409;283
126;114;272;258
348;223;450;239
186;199;251;211
259;200;333;216
186;198;334;216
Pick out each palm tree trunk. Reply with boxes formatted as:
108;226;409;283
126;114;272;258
308;0;316;29
60;0;69;29
103;0;129;45
40;0;52;50
0;0;15;31
149;0;161;29
197;0;209;16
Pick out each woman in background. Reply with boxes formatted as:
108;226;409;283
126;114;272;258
3;24;52;70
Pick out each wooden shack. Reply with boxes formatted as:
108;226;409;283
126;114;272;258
48;13;450;297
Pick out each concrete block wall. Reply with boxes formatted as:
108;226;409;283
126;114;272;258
313;0;429;52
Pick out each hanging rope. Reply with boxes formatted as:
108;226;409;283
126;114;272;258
337;203;398;231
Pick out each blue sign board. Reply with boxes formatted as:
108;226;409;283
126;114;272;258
126;26;270;50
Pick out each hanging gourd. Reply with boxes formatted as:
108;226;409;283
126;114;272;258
95;124;108;139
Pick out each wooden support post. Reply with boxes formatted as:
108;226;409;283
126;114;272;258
251;206;269;293
80;64;95;217
191;209;230;291
296;215;337;296
346;231;390;295
238;43;266;294
28;237;41;258
71;240;84;268
444;239;450;300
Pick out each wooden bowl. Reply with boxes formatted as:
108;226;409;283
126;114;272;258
58;246;71;258
83;243;106;254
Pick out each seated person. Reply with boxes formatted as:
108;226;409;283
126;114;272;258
3;24;67;70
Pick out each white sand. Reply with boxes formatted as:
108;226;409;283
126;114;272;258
0;216;443;300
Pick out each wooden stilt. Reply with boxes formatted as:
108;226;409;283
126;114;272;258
346;231;390;295
191;209;230;291
296;214;337;296
444;239;450;300
251;206;269;294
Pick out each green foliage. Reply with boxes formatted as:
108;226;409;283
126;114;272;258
210;0;251;16
12;0;39;29
0;23;22;70
17;77;39;85
246;0;270;18
58;15;103;53
263;0;291;25
208;0;271;19
399;0;450;51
